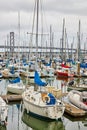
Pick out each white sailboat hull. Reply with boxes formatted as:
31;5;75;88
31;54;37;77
22;89;65;120
23;100;64;119
7;83;25;94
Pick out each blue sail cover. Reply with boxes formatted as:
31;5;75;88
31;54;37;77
66;59;73;62
44;59;52;66
80;63;87;68
23;63;28;66
46;93;56;105
10;66;15;74
34;71;47;86
9;77;20;84
23;59;26;63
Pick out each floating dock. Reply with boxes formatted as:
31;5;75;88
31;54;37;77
64;102;87;117
0;95;22;103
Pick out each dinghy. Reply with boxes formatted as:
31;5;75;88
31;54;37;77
68;90;87;111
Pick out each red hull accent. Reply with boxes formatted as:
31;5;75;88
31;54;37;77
55;71;74;78
61;64;71;68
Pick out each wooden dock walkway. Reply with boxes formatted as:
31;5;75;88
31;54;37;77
0;95;22;103
64;101;87;117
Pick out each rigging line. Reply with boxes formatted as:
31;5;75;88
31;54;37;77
35;0;39;64
39;0;49;38
28;0;37;61
42;1;49;33
40;0;44;53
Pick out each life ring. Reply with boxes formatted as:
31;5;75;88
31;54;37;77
43;95;50;103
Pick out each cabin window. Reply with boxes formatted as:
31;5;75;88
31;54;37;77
83;98;87;102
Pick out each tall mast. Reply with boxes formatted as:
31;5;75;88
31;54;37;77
18;11;20;70
77;20;81;61
61;18;65;61
64;28;66;61
36;0;39;61
50;25;52;60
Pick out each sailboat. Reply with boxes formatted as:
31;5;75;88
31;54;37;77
22;0;65;120
22;70;65;120
6;12;25;95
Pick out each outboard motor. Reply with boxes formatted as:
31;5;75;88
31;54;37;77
68;80;74;86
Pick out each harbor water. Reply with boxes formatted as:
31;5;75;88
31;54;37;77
0;78;87;130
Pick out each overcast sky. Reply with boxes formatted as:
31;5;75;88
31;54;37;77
0;0;87;48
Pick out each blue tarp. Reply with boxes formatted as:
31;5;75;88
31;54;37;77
0;59;3;62
29;62;34;66
10;66;15;74
42;59;52;66
66;59;73;62
9;77;20;84
23;63;28;66
80;63;87;68
44;62;51;66
23;59;26;63
34;71;47;86
46;93;56;105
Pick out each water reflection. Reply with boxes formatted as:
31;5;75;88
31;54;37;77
22;110;65;130
5;103;87;130
7;103;22;130
64;113;87;123
0;125;6;130
63;114;87;130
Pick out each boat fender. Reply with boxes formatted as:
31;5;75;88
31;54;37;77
43;95;50;103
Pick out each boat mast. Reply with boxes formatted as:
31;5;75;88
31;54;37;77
61;18;65;61
64;28;66;61
50;25;52;60
36;0;39;63
77;20;81;61
18;11;20;71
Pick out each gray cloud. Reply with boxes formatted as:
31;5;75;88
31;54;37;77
0;0;34;12
43;0;87;16
0;0;87;16
0;0;87;48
